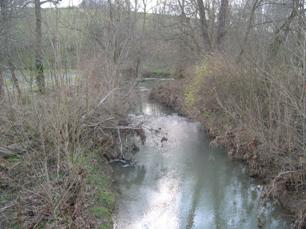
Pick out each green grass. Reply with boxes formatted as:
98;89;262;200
91;206;111;218
152;69;171;76
97;190;115;208
184;61;208;109
4;79;14;88
76;151;115;229
6;154;21;163
202;111;212;119
143;68;173;78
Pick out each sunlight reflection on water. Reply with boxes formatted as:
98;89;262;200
113;81;289;229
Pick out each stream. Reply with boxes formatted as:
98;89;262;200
113;80;289;229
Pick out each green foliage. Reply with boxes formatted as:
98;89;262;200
91;206;111;218
152;69;171;77
143;68;172;78
6;154;21;163
202;111;211;119
184;86;196;108
184;61;208;108
4;79;13;87
77;152;115;228
90;206;112;229
97;191;115;208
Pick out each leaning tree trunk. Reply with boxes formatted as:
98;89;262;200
268;0;299;60
216;0;229;49
197;0;212;51
35;0;45;94
237;0;263;62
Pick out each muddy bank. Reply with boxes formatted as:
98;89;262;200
150;81;306;228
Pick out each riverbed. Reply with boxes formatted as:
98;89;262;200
113;81;289;229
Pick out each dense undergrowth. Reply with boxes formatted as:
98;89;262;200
0;59;139;228
150;54;306;228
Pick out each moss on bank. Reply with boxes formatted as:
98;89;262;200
80;152;115;229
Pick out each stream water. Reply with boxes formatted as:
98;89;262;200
113;81;289;229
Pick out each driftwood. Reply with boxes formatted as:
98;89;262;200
109;158;135;167
0;144;26;158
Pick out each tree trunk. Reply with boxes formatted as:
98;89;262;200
0;70;4;98
135;0;147;78
237;0;262;62
35;0;45;93
1;0;21;97
8;62;21;96
197;0;212;51
297;0;305;68
268;0;299;60
216;0;229;49
176;0;188;77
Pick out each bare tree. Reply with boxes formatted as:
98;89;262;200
34;0;45;93
216;0;229;49
0;0;21;96
197;0;212;51
237;0;263;61
268;0;299;59
135;0;147;78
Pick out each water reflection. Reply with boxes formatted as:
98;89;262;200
114;165;146;190
113;82;288;229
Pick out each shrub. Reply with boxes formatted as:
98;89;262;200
184;54;305;179
0;56;132;228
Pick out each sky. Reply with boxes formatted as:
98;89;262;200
44;0;82;8
44;0;159;11
59;0;82;7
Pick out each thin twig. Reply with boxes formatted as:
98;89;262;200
117;128;123;157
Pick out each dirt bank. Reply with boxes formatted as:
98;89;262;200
150;80;306;228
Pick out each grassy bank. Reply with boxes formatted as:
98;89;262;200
150;54;306;228
1;150;116;228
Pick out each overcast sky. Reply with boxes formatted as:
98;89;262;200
43;0;82;8
60;0;82;7
43;0;159;11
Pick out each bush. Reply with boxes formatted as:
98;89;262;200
183;54;305;179
0;56;132;228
